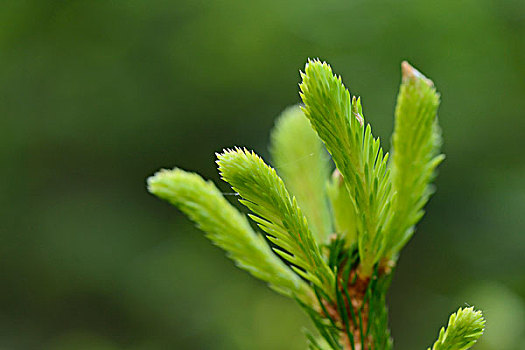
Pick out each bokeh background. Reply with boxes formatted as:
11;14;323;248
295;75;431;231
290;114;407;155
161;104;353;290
1;0;524;349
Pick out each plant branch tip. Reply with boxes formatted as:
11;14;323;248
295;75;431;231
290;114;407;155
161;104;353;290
401;60;434;86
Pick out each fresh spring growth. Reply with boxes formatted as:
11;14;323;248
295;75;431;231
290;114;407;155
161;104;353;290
147;59;485;350
428;307;486;350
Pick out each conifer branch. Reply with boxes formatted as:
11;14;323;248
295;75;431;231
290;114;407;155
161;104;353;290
299;59;393;277
146;58;485;350
147;168;313;303
385;61;445;258
217;148;336;299
427;307;485;350
270;105;332;244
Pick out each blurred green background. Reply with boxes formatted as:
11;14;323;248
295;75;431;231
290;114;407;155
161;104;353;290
1;0;524;349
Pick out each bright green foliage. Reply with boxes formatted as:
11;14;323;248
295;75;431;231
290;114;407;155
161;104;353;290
147;59;485;350
216;148;335;299
427;307;485;350
385;61;445;258
147;168;313;304
300;59;393;277
270;105;332;244
326;170;357;247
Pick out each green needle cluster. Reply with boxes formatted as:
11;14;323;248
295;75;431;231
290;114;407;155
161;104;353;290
147;59;485;350
147;168;313;304
428;307;485;350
